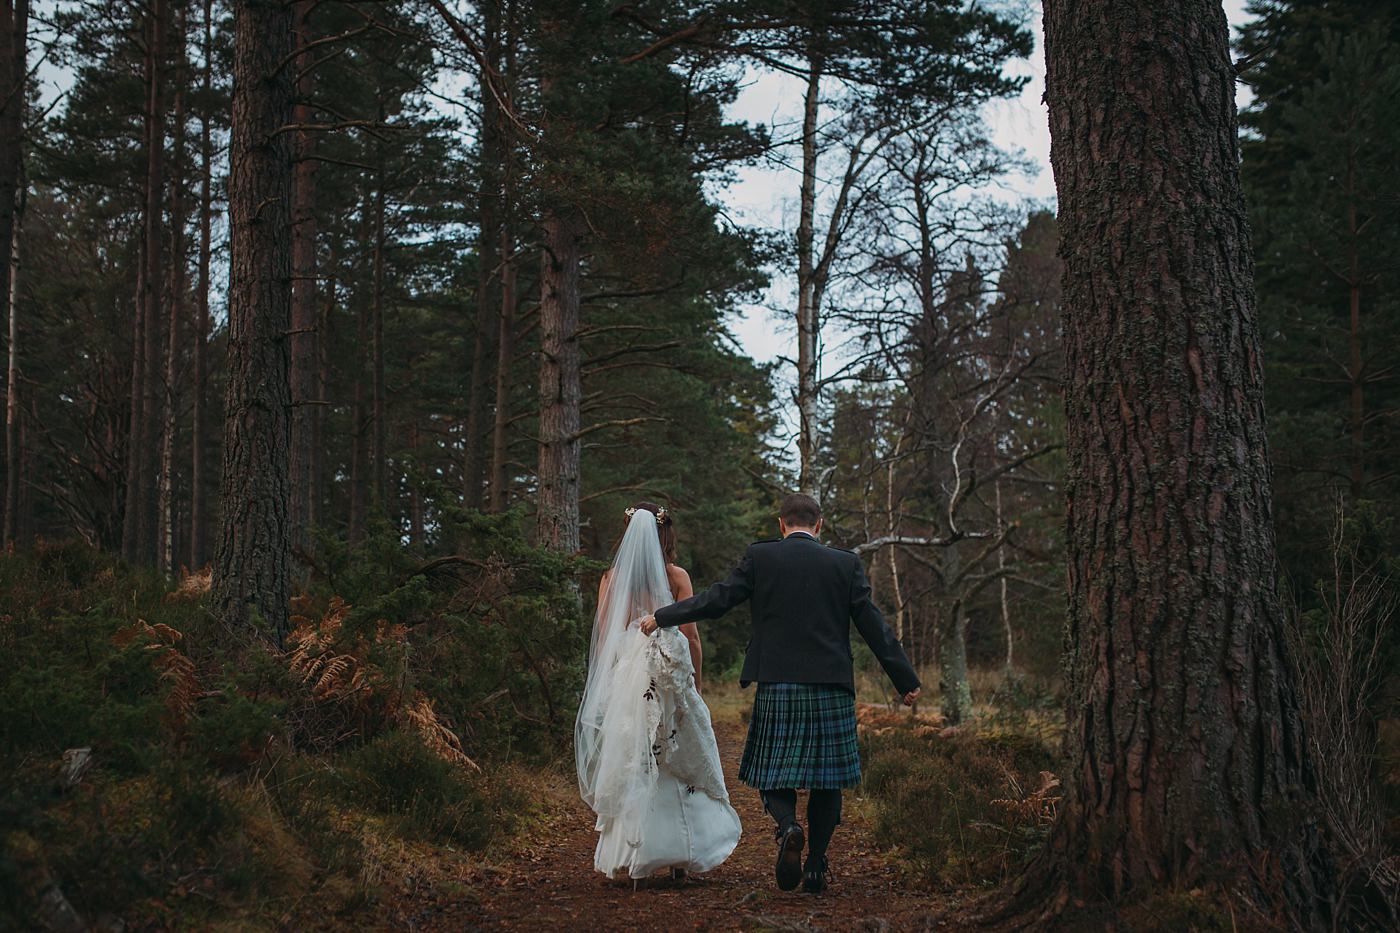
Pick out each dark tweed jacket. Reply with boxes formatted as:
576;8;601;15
655;532;920;695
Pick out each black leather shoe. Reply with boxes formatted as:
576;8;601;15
801;856;830;894
774;823;805;891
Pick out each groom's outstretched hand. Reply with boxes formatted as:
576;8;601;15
639;614;658;635
902;688;921;707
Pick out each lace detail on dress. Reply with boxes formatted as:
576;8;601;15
645;629;729;806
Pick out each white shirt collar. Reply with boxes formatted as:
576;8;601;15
785;530;818;540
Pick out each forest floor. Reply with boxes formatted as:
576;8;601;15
365;699;953;932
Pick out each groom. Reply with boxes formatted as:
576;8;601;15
641;493;920;894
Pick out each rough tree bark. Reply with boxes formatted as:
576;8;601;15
0;0;26;547
189;0;213;568
288;0;318;566
536;211;581;554
992;1;1336;925
211;0;295;646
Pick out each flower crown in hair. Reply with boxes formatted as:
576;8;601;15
625;506;668;525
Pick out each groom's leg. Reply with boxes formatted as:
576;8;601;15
806;789;842;863
764;788;805;890
761;788;798;830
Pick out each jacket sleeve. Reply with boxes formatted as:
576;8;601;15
849;555;921;695
655;546;754;628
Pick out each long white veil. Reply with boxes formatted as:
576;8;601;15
575;509;677;822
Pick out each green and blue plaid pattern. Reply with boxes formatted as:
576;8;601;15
739;682;861;790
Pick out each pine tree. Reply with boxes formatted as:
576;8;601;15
994;0;1336;923
210;0;296;645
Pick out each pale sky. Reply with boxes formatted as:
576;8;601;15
726;0;1256;368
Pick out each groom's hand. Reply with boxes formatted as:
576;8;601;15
902;687;921;707
639;614;658;635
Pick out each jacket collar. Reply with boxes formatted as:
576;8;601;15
783;530;819;541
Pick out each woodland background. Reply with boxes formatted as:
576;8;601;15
1;0;1398;929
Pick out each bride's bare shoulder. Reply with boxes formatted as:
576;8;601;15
665;563;692;596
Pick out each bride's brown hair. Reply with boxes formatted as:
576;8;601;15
623;501;677;565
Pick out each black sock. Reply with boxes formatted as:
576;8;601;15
806;789;842;864
762;788;798;831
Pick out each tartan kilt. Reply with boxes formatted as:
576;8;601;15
738;682;861;790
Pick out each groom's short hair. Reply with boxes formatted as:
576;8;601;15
780;493;822;528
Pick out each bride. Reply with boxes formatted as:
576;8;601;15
575;502;741;881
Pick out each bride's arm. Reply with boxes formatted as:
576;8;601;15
669;566;703;693
595;570;612;642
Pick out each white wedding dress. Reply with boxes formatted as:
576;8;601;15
575;513;741;880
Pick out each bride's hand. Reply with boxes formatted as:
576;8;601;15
639;614;658;635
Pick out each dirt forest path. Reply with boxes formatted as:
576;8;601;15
415;712;950;932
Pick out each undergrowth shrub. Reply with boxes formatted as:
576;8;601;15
861;724;1061;890
0;516;585;928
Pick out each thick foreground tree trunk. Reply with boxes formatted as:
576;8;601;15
211;0;295;646
535;211;580;554
991;1;1336;926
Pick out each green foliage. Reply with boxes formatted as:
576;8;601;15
0;529;574;927
1239;3;1400;629
307;505;589;759
337;731;520;848
861;724;1060;889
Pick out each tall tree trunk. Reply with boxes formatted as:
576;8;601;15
936;540;973;725
157;0;189;576
348;194;370;545
2;163;20;546
408;421;423;547
1345;157;1363;500
488;1;517;514
123;1;165;564
211;0;295;646
794;56;821;496
139;0;169;564
536;211;581;553
462;0;503;511
995;478;1014;677
0;0;28;547
311;251;335;536
997;0;1336;923
489;231;516;513
189;0;213;568
370;164;387;512
935;604;972;725
288;0;318;566
123;235;148;561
